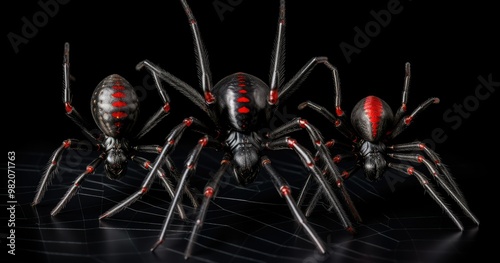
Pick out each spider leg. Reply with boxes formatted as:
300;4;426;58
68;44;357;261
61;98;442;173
389;142;468;205
100;117;209;220
134;69;172;140
298;101;358;142
388;97;440;140
393;62;411;125
268;118;361;222
184;154;231;260
62;43;100;143
388;153;479;226
136;60;218;123
151;136;221;252
268;0;286;105
179;0;214;104
32;139;102;206
388;163;471;230
134;145;200;208
261;156;327;254
98;155;187;220
304;166;359;218
266;136;355;233
164;155;200;209
51;153;105;216
300;139;359;210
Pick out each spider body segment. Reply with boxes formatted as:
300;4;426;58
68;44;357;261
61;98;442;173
32;43;198;218
298;62;480;230
91;74;139;179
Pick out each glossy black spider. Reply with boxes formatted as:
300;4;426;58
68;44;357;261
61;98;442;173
99;0;360;258
31;42;198;218
297;62;480;230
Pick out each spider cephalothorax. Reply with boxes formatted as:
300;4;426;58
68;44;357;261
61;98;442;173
298;62;480;231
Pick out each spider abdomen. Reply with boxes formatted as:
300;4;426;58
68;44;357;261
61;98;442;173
213;73;269;132
91;74;139;138
351;96;393;142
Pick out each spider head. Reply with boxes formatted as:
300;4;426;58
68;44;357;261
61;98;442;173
232;146;260;186
360;141;387;182
226;131;262;186
104;149;128;180
103;137;129;180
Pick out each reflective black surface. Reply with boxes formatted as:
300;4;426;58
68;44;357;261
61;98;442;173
1;146;490;263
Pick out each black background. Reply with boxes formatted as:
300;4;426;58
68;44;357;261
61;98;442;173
3;0;499;262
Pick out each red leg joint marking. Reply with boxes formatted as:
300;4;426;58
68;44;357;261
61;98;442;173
86;166;94;173
204;187;214;198
286;138;297;149
204;91;215;104
183;118;193;127
280;186;291;196
299;119;308;128
268;90;278;105
336;106;344;117
163;103;171;113
65;102;73;114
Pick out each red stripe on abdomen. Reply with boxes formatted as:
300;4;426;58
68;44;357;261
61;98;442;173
363;96;383;139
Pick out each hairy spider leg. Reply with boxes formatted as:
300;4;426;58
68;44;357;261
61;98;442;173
265;136;355;233
100;117;211;220
267;118;362;222
134;68;172;139
150;136;223;252
261;157;327;254
32;140;101;207
184;154;231;259
388;163;479;230
99;154;188;220
50;153;105;216
389;142;468;204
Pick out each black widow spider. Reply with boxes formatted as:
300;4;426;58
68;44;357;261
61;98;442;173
31;42;199;219
99;0;360;258
296;62;480;230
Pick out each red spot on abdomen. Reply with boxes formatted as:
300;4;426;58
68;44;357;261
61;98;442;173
238;106;250;114
112;92;126;98
364;96;383;139
113;84;125;90
112;112;128;119
112;101;127;107
237;97;250;103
